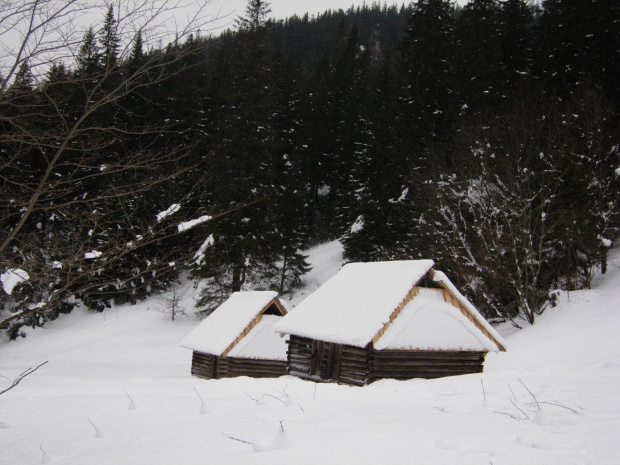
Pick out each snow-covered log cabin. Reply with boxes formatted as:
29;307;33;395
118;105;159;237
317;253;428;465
181;291;289;379
274;261;506;386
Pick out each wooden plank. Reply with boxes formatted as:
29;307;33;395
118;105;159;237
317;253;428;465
375;363;484;372
338;375;368;386
371;283;421;345
373;349;486;358
372;369;482;379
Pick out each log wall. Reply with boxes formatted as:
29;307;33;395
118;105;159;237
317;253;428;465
285;337;486;385
287;335;371;386
286;335;313;378
225;357;287;378
370;350;485;381
191;351;286;380
191;351;216;379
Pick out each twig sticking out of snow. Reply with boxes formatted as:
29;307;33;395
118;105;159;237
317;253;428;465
222;433;253;446
519;379;540;411
527;401;579;414
244;392;259;403
508;385;518;403
509;397;530;420
481;380;487;403
88;417;103;438
494;410;522;421
193;386;209;415
494;381;579;421
124;387;136;410
262;393;286;404
224;421;291;453
0;361;48;396
40;443;49;464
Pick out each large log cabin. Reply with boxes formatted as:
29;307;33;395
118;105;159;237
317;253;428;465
275;261;506;386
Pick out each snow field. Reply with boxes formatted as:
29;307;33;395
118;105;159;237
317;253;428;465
1;241;620;464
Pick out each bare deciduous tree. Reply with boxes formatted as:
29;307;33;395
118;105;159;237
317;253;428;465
0;1;224;331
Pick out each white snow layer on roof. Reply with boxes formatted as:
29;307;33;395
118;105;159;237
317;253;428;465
275;260;435;347
374;289;498;352
181;291;279;355
227;315;288;360
432;271;507;350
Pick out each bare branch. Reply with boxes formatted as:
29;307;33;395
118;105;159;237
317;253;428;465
0;360;48;395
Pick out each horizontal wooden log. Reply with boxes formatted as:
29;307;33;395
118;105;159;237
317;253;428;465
373;359;482;367
191;361;214;371
230;367;287;373
374;363;483;371
372;367;482;378
228;365;287;373
372;350;485;360
288;365;311;375
191;365;213;375
288;370;315;379
340;354;368;363
228;358;287;366
287;360;310;368
341;347;369;356
193;368;214;376
338;376;368;386
340;362;369;370
340;360;369;368
373;371;482;380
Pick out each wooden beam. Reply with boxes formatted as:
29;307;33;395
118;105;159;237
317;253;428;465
371;284;421;345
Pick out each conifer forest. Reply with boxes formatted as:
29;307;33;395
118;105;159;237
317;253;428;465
1;0;619;337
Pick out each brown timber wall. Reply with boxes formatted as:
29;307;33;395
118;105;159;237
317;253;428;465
339;344;371;386
191;351;216;379
225;357;287;378
191;352;286;379
287;335;313;378
287;335;371;386
370;350;486;381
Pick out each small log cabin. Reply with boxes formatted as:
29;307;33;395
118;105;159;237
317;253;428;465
181;291;289;379
274;260;506;386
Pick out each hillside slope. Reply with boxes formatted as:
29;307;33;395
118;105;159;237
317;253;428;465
1;242;619;464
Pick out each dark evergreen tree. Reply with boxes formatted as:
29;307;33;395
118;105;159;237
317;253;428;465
400;0;457;146
191;0;309;312
454;0;503;112
538;0;620;103
99;5;121;72
76;27;102;82
235;0;272;31
497;0;535;91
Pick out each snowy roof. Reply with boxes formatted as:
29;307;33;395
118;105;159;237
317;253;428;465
227;315;288;360
274;260;435;347
275;260;506;352
181;291;285;356
374;289;499;352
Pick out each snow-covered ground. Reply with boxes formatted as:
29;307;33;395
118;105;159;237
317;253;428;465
2;241;620;464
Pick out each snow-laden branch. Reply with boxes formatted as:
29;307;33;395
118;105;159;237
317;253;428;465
177;214;212;233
